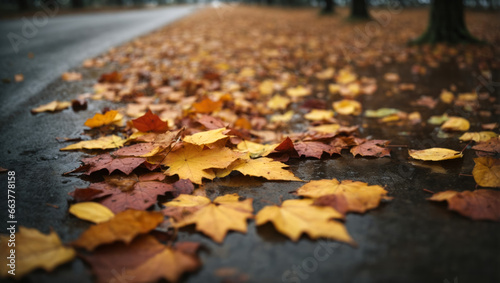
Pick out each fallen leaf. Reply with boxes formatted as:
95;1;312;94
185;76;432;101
472;157;500;188
304;109;334;121
84;110;123;128
72;210;164;251
472;137;500;154
255;199;354;244
333;99;362;115
296;178;389;213
72;153;145;175
31;100;71;113
216;156;301;181
441;116;470;131
163;194;253;242
163;143;241;184
440;90;455;104
350;140;391;157
428;113;449;125
61;71;82;81
124;245;200;283
80;235;165;283
132;110;169;133
459;131;498;142
408;148;463;161
183;128;228;146
60;135;126;151
267;95;291;110
193;98;222;113
428;189;500;221
69;202;114;223
14;73;24;82
286;86;311;98
364;108;400;118
294;141;335;159
0;227;75;277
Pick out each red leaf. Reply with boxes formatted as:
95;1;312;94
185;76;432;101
132;110;169;133
78;153;146;175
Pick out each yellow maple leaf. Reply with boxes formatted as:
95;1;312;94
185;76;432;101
286;86;311;98
304;109;334;121
162;143;241;184
255;199;355;244
183;128;228;146
163;194;253;243
31;100;71;113
408;148;463;161
259;80;275;96
441;117;470;131
472;157;500;188
295;179;389;213
236;140;277;157
328;83;341;94
316;68;335;80
333;99;362;115
69;202;114;224
459;132;498;142
336;69;357;84
0;227;75;277
84;110;123;128
216;156;301;181
267;95;291;110
60;135;125;151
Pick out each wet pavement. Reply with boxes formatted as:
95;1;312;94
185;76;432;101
1;7;500;283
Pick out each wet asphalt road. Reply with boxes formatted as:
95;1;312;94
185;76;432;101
0;6;499;283
0;5;195;121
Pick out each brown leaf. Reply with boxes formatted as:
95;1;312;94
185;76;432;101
428;189;500;221
72;210;164;251
132;110;169;133
294;141;334;159
350;140;391;157
80;235;165;283
74;153;146;175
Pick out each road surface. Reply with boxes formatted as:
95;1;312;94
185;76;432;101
0;5;195;121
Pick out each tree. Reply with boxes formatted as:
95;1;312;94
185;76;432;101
321;0;335;14
349;0;370;20
411;0;481;44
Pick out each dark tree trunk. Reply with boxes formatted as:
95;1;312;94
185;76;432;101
350;0;370;19
321;0;335;14
411;0;482;44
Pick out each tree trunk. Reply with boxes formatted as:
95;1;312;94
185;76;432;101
350;0;370;19
411;0;482;44
321;0;335;14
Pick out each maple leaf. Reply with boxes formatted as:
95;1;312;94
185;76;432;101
69;187;111;202
216;156;301;181
163;194;253;243
84;110;123;128
60;135;126;151
440;116;470;131
69;202;114;223
88;174;176;213
61;71;82;81
31;100;71;113
72;210;164;251
124;245;200;283
255;199;355;244
408;148;463;161
183;127;229;146
428;189;500;221
193;97;222;113
197;115;228;130
132;110;169;133
113;143;162;157
162;142;241;184
80;235;165;283
294;141;334;159
0;227;75;277
295;178;390;213
309;124;340;134
459;132;498;142
350;140;391;158
472;157;500;188
72;153;146;175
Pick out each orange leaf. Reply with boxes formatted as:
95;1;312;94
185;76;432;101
132;110;169;133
